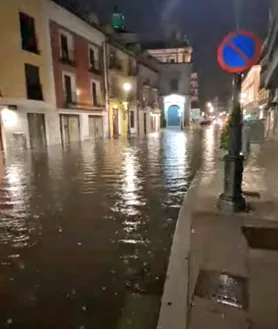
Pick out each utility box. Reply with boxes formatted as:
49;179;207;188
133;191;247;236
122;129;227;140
244;119;265;144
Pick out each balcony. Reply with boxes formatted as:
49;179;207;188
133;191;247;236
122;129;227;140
22;36;40;55
26;83;43;101
64;91;78;107
110;85;123;99
89;61;101;75
128;65;138;77
64;92;103;109
109;58;123;71
60;49;75;66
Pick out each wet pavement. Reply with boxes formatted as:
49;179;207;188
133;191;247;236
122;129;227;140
0;128;217;329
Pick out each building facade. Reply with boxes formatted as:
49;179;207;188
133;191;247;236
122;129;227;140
190;72;200;122
0;0;166;152
190;72;200;107
260;0;278;136
46;0;107;145
106;41;138;137
241;65;261;120
0;0;57;152
144;40;192;129
137;59;161;135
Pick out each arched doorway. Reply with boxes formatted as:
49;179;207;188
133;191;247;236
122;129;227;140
167;105;180;127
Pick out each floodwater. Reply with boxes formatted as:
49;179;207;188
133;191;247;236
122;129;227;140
0;128;217;329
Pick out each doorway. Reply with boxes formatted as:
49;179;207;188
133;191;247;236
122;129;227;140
27;113;47;149
112;108;119;137
167;105;180;127
89;116;103;139
60;114;80;145
143;112;147;134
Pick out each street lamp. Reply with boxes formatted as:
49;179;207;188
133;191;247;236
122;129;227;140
123;82;132;137
123;82;132;92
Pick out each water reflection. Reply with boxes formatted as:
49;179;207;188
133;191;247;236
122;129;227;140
0;130;215;329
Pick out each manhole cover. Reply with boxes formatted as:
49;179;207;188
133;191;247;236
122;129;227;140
194;269;248;309
242;226;278;250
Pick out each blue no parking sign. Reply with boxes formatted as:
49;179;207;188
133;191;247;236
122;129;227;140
217;30;262;73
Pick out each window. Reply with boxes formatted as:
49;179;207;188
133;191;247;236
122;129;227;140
143;90;147;102
60;33;74;64
19;12;38;53
25;64;43;100
170;79;178;92
130;110;135;128
92;81;98;106
89;48;95;68
89;46;100;72
63;74;73;103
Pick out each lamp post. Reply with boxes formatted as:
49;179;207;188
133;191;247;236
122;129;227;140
218;74;246;213
207;102;214;118
123;82;132;137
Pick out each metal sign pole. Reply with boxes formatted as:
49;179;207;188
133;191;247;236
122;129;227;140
218;74;246;213
217;30;262;213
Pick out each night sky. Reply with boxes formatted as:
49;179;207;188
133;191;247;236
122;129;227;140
75;0;270;105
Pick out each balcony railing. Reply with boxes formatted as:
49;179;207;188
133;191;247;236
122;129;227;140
109;85;123;99
109;58;123;71
64;91;78;106
128;66;138;77
26;83;43;101
64;92;104;109
22;36;40;55
89;61;101;74
60;49;75;66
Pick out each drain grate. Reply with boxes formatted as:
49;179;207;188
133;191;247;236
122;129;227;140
194;269;248;309
242;226;278;250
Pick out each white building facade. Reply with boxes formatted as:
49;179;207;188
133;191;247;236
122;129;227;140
144;41;192;129
242;65;261;120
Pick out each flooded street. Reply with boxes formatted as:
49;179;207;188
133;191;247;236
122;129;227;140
0;128;217;329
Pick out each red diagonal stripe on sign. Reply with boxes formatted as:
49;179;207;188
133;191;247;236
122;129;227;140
227;40;254;67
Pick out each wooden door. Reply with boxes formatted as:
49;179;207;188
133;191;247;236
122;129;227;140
68;115;80;142
143;112;147;134
27;113;46;149
113;108;119;137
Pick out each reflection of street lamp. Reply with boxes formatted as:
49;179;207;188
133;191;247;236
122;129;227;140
123;82;132;137
240;92;246;104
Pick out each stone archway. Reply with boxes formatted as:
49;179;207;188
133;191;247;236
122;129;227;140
167;105;180;127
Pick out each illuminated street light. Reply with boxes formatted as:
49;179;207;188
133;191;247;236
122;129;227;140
209;106;214;113
123;82;132;92
207;102;212;107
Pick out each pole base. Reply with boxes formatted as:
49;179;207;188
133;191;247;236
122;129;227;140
218;193;246;214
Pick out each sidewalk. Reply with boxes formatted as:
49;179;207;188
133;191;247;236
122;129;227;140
157;139;278;329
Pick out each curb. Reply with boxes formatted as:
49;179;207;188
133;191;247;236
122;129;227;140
156;168;204;329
